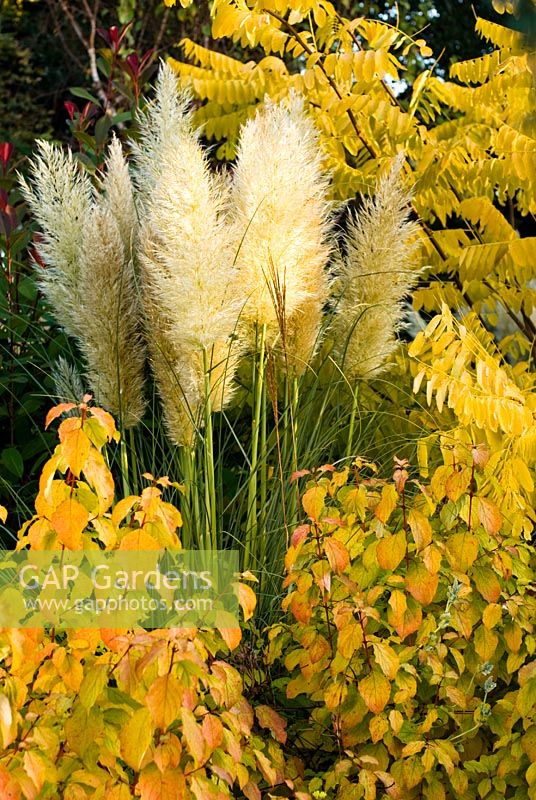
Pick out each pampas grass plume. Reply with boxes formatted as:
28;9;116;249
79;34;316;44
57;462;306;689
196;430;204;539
135;63;244;446
330;156;420;380
230;96;332;370
22;138;146;427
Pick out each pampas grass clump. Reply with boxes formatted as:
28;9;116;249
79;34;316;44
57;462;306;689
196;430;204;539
22;62;420;450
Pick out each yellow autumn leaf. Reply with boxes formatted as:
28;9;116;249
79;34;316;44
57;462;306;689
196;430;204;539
377;531;406;571
201;713;224;753
375;484;398;523
482;603;502;629
50;497;89;549
389;708;404;734
302;486;326;520
474;625;499;662
58;417;91;477
337;622;363;659
324;536;349;573
137;764;186;800
52;649;83;691
255;705;287;744
82;447;114;513
405;562;438;606
181;707;206;766
446;532;479;572
372;641;400;680
408;508;432;551
218;626;242;650
145;674;183;730
359;668;391;714
235;581;257;621
0;694;16;748
120;707;153;770
119;530;160;550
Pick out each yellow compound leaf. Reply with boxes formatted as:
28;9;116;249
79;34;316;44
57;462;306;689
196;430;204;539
50;497;89;549
359;667;391;714
120;707;153;770
377;531;406;571
408;508;432;551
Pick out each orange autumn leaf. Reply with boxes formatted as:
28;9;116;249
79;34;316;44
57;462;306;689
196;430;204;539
137;764;186;800
119;530;160;550
324;537;349;574
218;627;242;650
477;496;502;536
50;497;89;549
45;403;76;429
405;562;438;606
255;705;287;744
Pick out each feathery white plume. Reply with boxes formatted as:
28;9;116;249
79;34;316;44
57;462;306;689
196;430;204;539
19;141;92;338
230;95;332;368
134;62;244;446
22;138;146;426
330;155;420;379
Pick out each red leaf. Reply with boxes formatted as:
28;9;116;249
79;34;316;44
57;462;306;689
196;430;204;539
0;142;14;171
